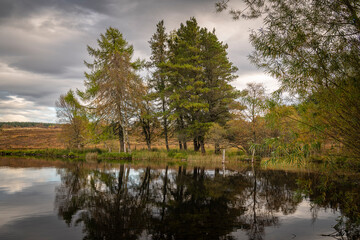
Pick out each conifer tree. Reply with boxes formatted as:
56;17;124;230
167;18;204;151
199;28;238;153
79;27;143;153
166;18;238;153
148;20;171;150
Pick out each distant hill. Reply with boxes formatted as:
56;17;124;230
0;122;60;128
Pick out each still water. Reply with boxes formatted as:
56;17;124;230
0;158;359;240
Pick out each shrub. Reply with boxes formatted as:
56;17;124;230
86;152;98;161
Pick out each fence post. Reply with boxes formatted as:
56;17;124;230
222;149;225;164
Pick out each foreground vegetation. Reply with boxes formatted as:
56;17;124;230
1;147;359;173
0;148;247;162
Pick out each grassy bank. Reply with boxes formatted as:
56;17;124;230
0;149;131;161
2;148;358;172
0;148;251;163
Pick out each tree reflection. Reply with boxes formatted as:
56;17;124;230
296;172;360;240
235;165;302;240
150;166;250;239
54;164;358;240
56;164;150;239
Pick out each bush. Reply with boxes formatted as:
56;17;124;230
174;152;188;160
226;150;245;157
68;152;76;158
167;150;177;158
167;150;188;159
86;152;98;161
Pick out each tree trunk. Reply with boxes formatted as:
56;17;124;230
123;126;127;153
141;118;152;151
164;124;169;151
200;137;205;154
162;101;170;151
118;124;124;153
193;137;200;151
179;115;187;151
215;143;220;154
127;138;131;153
179;140;183;150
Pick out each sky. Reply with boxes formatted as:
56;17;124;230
0;0;278;123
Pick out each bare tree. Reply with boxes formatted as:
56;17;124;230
56;90;87;149
239;83;266;144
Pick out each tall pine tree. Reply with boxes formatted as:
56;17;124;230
148;20;171;151
200;28;238;153
79;27;144;153
167;18;204;151
166;18;238;153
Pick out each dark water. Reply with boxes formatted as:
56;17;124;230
0;159;359;240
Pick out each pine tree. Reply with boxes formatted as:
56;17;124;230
148;20;171;150
199;28;238;153
167;17;204;151
166;18;238;153
79;27;144;153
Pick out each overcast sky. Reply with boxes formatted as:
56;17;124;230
0;0;277;123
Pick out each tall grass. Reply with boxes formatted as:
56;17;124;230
1;148;262;169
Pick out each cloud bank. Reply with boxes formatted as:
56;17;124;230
0;0;277;122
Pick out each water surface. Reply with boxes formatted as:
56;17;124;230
0;158;359;240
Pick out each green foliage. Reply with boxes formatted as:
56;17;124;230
164;18;238;152
262;137;311;165
0;148;133;162
79;27;144;153
167;149;188;159
217;0;360;155
147;21;171;150
225;150;246;157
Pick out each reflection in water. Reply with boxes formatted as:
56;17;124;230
296;172;360;239
0;168;58;193
54;164;360;240
0;165;83;240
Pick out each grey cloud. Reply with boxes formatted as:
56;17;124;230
0;92;12;101
0;0;116;21
0;0;276;122
0;77;84;107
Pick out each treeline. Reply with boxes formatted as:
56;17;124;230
56;17;349;161
0;122;58;128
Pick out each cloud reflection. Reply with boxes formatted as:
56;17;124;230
0;168;59;193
